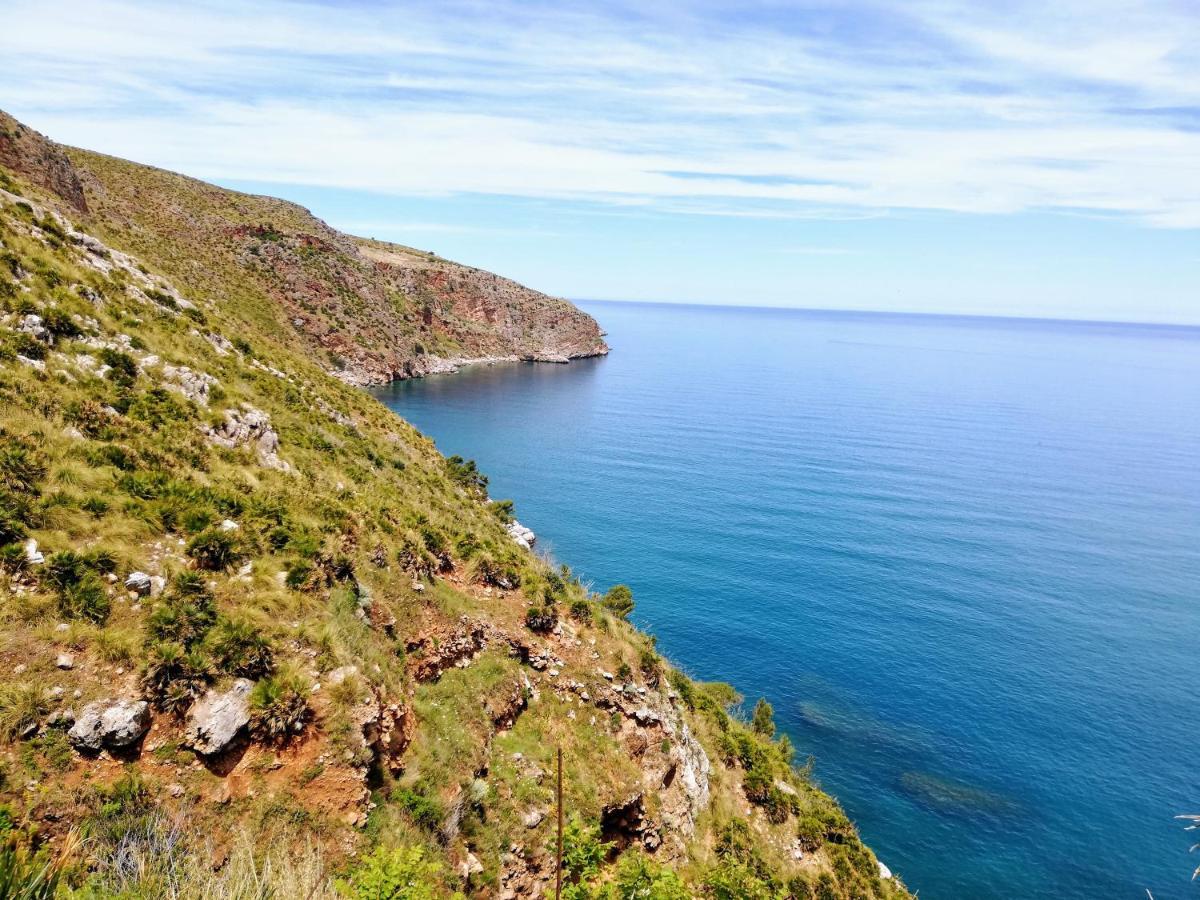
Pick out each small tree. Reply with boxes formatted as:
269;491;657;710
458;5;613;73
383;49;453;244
751;698;775;738
602;584;634;619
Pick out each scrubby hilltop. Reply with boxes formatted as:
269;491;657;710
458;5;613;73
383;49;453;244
0;111;908;898
10;112;607;387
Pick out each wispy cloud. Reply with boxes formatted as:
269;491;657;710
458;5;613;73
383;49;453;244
3;0;1199;226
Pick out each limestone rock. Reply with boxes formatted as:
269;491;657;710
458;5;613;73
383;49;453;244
203;405;290;471
183;679;252;755
505;520;536;550
68;699;150;751
161;364;220;406
124;571;152;595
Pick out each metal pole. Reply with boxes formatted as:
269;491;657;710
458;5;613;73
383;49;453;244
556;746;564;900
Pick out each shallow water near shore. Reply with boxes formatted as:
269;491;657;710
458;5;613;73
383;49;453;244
371;301;1200;899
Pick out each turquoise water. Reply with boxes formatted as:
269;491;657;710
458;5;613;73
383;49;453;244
371;301;1200;898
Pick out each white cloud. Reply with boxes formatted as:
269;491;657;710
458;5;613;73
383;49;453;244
3;0;1199;226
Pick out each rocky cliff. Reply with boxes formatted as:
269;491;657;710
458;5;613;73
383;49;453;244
0;112;606;387
0;110;907;898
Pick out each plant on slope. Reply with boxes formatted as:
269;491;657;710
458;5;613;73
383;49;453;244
249;667;311;744
185;526;242;571
336;844;451;900
205;617;274;678
752;697;775;738
602;584;634;619
0;682;48;741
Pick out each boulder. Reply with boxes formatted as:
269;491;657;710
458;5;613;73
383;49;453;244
505;520;536;549
68;699;150;751
124;571;152;595
183;678;253;755
55;653;74;670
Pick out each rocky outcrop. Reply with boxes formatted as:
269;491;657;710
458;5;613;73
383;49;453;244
184;679;252;755
67;699;150;751
203;405;290;471
505;520;536;550
0;111;87;212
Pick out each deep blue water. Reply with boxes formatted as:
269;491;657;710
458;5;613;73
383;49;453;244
371;301;1200;899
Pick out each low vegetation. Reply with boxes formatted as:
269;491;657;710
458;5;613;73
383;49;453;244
0;113;908;898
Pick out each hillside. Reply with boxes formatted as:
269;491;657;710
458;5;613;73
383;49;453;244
0;111;908;898
0;111;608;387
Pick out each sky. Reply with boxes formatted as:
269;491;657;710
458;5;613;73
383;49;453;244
2;0;1199;323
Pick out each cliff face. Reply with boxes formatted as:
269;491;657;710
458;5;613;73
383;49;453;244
0;110;606;387
0;111;907;898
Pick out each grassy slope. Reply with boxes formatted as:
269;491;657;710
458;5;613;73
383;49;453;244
66;147;607;385
0;137;909;899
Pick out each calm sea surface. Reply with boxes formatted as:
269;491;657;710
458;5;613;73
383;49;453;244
371;301;1200;899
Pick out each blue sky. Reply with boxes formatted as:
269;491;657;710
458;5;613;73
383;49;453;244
3;0;1199;323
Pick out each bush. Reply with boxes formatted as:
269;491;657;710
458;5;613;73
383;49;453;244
57;572;111;624
337;845;445;900
446;455;487;498
41;307;80;340
524;606;556;633
393;787;444;832
602;585;634;619
186;527;240;570
557;816;611;885
146;574;216;647
141;642;211;714
249;670;311;744
0;543;26;575
205;617;274;678
613;851;690;899
488;498;514;523
752;698;775;737
98;347;138;387
0;444;47;494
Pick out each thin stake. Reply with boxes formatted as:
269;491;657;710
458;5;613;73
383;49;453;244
556;746;564;900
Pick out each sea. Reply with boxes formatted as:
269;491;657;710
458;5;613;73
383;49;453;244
370;300;1200;899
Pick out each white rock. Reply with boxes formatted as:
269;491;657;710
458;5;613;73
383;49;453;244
184;679;253;756
879;861;893;880
123;571;152;596
68;699;150;751
55;653;74;670
23;539;44;565
220;518;239;531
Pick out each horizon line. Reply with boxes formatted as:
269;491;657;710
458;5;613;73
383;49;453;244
573;298;1200;332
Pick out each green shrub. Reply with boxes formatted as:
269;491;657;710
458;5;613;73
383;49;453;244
612;851;690;899
0;444;47;493
186;527;240;570
488;498;514;523
556;815;611;885
602;584;634;619
337;845;445;900
0;834;69;900
0;544;26;575
751;697;775;738
141;642;211;714
57;572;110;624
446;455;487;498
146;574;216;647
393;787;444;833
205;617;274;678
98;348;138;387
249;669;310;744
41;307;80;340
524;606;556;633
